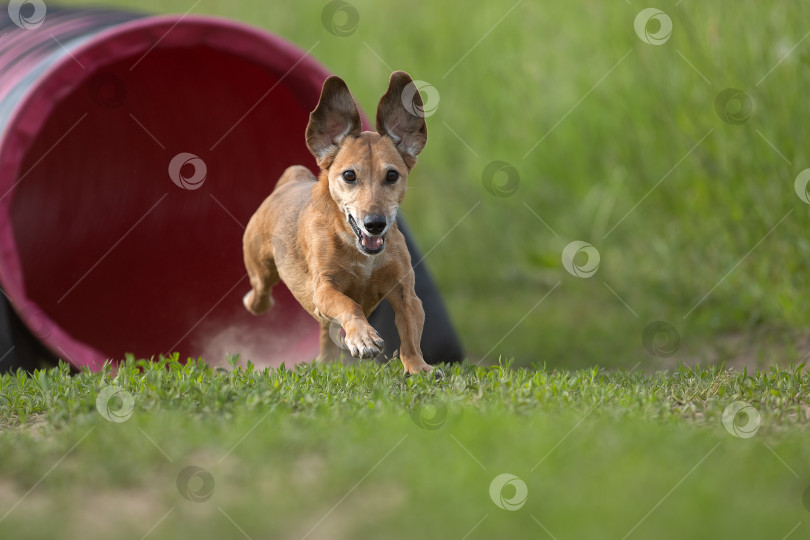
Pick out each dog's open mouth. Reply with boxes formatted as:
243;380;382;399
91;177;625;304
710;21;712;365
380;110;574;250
348;215;385;254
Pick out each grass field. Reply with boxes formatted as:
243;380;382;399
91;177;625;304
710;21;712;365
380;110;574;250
1;358;809;539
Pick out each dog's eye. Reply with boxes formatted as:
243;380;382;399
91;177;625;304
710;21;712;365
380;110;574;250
342;170;357;183
385;170;400;183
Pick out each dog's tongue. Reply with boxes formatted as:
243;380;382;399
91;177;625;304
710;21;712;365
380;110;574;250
361;233;383;251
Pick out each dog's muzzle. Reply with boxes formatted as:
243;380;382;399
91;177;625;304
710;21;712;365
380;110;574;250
348;214;386;254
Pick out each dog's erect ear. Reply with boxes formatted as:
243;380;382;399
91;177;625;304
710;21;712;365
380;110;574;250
376;71;428;169
306;76;362;169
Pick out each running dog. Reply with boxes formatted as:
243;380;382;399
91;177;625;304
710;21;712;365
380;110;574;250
242;71;433;374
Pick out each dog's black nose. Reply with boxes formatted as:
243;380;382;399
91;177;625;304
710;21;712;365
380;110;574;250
363;214;387;235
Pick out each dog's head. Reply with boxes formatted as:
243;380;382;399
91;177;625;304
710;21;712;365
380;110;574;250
306;71;427;256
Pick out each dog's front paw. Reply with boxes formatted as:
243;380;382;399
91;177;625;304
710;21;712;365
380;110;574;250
343;323;384;359
402;360;434;375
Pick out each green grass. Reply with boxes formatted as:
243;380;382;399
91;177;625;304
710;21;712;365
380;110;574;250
1;358;809;539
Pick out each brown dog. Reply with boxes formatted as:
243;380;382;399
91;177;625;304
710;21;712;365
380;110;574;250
242;71;433;374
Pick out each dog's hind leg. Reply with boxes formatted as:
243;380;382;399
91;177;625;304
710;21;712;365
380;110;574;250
243;264;277;315
242;236;280;315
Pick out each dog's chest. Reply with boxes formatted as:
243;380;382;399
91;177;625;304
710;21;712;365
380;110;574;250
340;257;387;308
349;258;376;282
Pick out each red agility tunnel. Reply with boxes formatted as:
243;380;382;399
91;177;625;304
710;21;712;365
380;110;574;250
0;7;462;371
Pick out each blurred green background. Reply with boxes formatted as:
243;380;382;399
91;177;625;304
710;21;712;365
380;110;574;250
80;0;810;369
